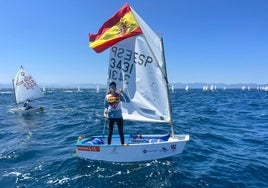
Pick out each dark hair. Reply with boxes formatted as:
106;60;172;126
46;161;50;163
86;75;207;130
109;82;116;87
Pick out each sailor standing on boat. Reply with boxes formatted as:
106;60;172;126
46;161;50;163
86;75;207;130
104;82;130;145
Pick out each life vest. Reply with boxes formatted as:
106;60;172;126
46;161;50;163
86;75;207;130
106;93;121;111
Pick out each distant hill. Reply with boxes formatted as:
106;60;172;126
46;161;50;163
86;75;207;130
170;82;267;89
0;83;106;89
0;82;267;89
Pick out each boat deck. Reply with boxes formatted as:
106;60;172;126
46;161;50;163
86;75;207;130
77;134;173;146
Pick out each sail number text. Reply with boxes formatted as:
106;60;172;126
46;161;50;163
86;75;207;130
109;46;153;84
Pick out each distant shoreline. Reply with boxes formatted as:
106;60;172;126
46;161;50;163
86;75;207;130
1;82;267;90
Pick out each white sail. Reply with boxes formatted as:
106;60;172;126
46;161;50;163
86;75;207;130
185;85;189;91
13;66;44;104
96;85;100;92
108;8;170;123
77;85;81;92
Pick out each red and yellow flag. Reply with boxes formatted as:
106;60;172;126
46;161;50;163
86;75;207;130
89;4;142;53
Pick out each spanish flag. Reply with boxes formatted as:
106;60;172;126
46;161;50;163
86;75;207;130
89;4;142;53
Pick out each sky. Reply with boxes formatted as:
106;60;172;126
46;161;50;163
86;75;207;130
0;0;267;86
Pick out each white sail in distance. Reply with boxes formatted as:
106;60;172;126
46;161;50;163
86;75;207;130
13;66;44;104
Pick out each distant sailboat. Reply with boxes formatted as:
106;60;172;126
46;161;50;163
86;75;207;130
77;85;81;92
11;66;44;113
260;86;268;91
210;84;214;91
170;85;175;93
96;85;100;93
203;85;209;91
185;85;189;91
241;85;251;91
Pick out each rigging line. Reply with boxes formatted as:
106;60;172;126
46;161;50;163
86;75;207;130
160;37;175;138
12;78;18;107
102;117;107;138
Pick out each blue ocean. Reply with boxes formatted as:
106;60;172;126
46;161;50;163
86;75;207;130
0;88;267;188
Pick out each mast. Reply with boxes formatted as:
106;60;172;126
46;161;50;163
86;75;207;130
160;37;175;138
12;78;18;105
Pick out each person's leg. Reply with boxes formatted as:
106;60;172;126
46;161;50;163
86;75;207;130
117;118;124;145
107;119;114;144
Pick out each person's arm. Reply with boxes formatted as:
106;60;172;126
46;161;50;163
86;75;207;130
119;90;130;103
104;95;109;117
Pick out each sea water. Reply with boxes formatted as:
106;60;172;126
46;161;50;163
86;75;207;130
0;88;267;187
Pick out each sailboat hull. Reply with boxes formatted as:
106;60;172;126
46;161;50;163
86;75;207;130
76;134;189;162
9;106;44;113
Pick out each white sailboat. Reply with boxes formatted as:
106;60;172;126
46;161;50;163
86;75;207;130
11;66;44;113
185;85;189;91
96;85;100;93
77;85;81;92
170;85;175;93
76;4;189;162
